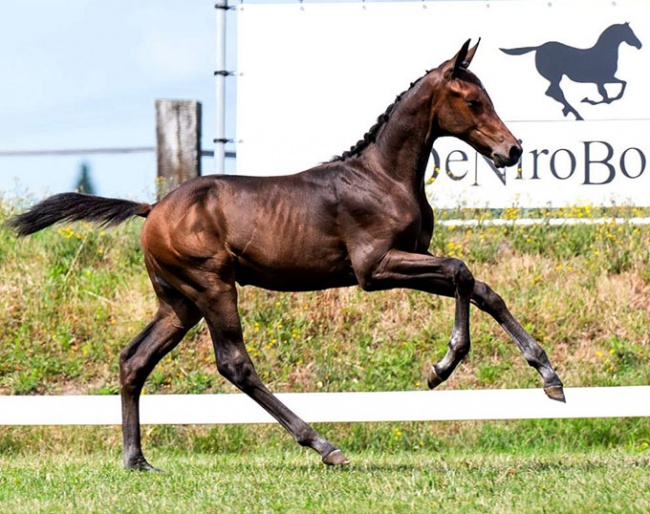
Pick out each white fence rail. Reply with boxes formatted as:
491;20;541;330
438;217;650;228
1;387;649;426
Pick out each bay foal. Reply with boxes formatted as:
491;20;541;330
9;40;564;470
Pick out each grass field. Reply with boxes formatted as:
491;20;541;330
1;199;650;512
2;201;650;397
1;446;649;513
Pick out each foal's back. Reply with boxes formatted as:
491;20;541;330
141;166;361;291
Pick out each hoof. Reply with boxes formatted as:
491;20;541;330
125;458;162;473
322;449;350;466
427;366;444;390
544;385;566;403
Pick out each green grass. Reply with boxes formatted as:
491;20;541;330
1;447;648;513
2;198;650;511
2;200;650;396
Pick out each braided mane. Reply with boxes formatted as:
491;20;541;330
331;70;430;162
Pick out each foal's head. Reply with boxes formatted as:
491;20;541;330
431;39;522;168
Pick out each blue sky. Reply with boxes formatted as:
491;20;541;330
0;1;236;201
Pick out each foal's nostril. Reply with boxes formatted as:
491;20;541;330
509;144;522;162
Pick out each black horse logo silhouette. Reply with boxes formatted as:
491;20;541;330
501;23;642;120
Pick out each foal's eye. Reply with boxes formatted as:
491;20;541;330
465;99;481;111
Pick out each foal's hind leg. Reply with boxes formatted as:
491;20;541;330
471;281;565;401
195;281;348;466
120;291;201;471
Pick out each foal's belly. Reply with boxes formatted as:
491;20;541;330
234;255;357;292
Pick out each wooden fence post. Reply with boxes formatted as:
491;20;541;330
155;99;202;198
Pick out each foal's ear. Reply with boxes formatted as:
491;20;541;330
446;38;480;78
463;38;481;68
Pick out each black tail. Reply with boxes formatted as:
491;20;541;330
6;192;152;237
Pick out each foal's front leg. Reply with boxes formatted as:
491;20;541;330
471;281;565;401
360;248;565;401
359;249;476;388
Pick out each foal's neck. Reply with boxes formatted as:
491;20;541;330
365;74;439;190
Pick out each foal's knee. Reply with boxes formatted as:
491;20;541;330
473;281;507;317
446;258;475;294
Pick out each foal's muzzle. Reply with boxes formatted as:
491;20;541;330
492;143;522;168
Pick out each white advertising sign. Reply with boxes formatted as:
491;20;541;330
236;0;649;208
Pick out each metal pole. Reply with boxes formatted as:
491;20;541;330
214;2;228;174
